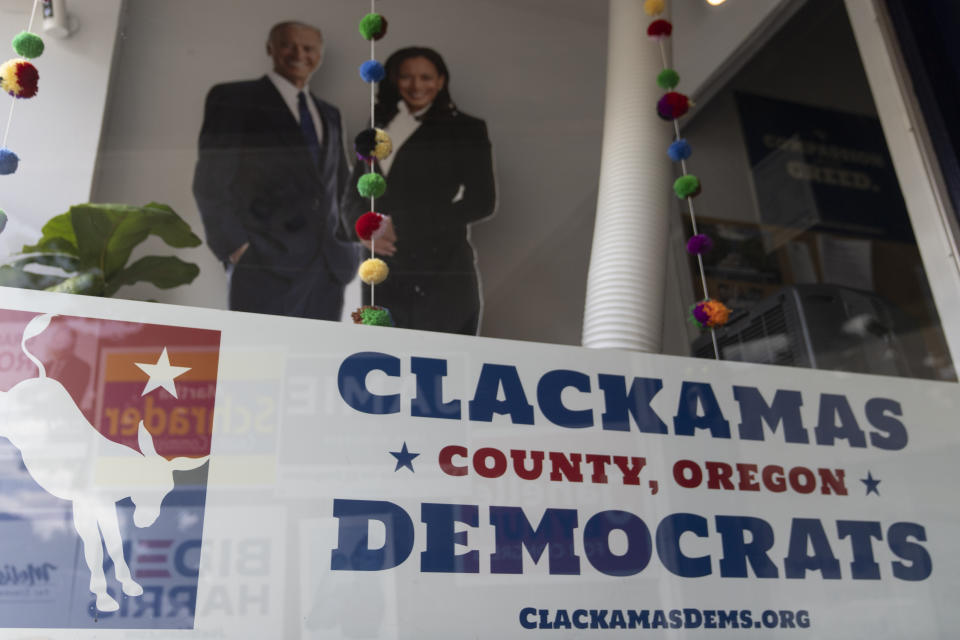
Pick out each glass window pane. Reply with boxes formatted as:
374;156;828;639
664;0;955;381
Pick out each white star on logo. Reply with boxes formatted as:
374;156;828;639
134;347;191;398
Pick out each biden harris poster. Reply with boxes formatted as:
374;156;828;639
0;287;955;638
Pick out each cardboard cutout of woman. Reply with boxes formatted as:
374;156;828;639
343;47;497;335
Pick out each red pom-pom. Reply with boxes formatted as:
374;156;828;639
657;92;690;119
355;211;384;241
14;61;37;98
647;19;672;40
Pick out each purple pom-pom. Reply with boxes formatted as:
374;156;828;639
668;139;692;162
359;60;385;83
657;92;690;120
686;234;713;255
692;303;710;325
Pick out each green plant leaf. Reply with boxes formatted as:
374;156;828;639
86;203;201;278
21;212;79;255
16;202;201;297
0;264;66;289
69;203;130;274
21;236;79;255
44;269;105;295
104;255;200;297
139;202;203;248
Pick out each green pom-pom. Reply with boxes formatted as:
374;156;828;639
657;68;679;90
361;307;393;326
673;175;701;199
12;31;43;59
358;13;387;41
357;173;387;198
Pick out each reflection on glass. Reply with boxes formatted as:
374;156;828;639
675;0;954;380
0;311;218;628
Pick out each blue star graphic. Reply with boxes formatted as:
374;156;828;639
861;471;881;496
390;442;420;472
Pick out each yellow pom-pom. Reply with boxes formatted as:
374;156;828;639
373;129;392;160
644;0;665;16
359;258;389;285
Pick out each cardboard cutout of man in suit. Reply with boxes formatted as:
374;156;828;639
193;22;356;320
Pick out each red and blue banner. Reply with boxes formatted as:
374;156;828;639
0;288;955;637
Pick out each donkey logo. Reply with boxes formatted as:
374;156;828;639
0;313;208;612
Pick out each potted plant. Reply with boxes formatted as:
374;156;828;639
0;202;201;296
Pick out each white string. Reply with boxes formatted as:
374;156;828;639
370;0;376;127
660;34;720;359
1;0;40;148
367;0;377;309
1;103;15;148
370;46;375;126
26;0;39;32
370;239;375;307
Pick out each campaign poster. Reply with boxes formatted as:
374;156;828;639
0;287;954;638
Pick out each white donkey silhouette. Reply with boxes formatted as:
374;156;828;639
0;313;208;612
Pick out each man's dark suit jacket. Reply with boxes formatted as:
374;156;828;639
193;76;356;320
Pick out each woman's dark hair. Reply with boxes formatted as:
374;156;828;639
375;47;455;125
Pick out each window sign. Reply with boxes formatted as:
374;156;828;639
0;287;954;637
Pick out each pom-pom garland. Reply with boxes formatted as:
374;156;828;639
354;128;393;162
657;68;679;90
358;13;389;41
647;19;672;40
648;2;728;357
657;91;690;120
355;211;388;241
359;60;386;83
356;5;393;304
686;233;713;255
0;58;38;98
689;299;731;329
668;138;692;162
352;305;394;326
358;258;389;285
644;0;665;16
673;174;701;199
11;32;43;59
357;172;387;198
0;148;18;175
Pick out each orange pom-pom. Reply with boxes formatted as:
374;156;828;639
701;300;730;327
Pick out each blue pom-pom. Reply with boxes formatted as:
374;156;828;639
668;139;692;162
359;60;385;83
0;148;19;175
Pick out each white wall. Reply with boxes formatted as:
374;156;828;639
673;0;801;100
0;0;122;257
92;0;607;345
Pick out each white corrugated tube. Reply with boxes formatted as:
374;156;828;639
582;0;673;352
